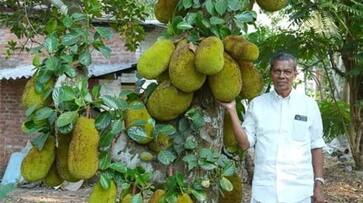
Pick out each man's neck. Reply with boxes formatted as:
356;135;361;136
276;88;292;98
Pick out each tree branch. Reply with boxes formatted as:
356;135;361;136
328;50;345;77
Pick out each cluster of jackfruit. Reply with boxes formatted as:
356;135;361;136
218;175;243;203
137;35;263;121
154;0;180;23
256;0;288;12
21;78;54;109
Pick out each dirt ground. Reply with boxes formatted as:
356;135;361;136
1;155;363;203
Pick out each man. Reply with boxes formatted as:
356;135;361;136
220;52;325;203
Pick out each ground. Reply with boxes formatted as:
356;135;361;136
1;155;363;203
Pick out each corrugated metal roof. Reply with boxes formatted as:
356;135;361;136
0;63;136;80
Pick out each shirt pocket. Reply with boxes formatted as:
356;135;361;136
292;120;308;141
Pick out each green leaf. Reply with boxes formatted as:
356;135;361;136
64;65;77;78
177;21;193;30
44;33;58;53
95;27;113;40
45;19;57;34
99;130;117;149
79;51;92;66
127;126;153;144
111;120;124;135
182;154;198;170
219;177;233;192
215;0;228;16
101;95;127;110
205;0;215;15
95;112;112;130
128;101;145;110
155;124;176;135
56;111;78;128
45;57;60;71
32;54;41;67
31;134;49;151
25;105;38;117
71;13;87;21
191;189;207;201
184;136;197;149
58;123;74;134
62;16;73;28
33;107;54;121
210;16;225;25
99;173;111;190
92;85;101;98
227;0;241;11
109;162;127;173
185;108;205;129
59;86;76;102
178;118;190;132
62;32;80;46
183;0;193;9
234;11;257;23
157;150;177;165
97;45;111;59
222;162;235;176
99;152;112;170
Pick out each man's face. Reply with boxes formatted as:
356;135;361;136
270;59;297;95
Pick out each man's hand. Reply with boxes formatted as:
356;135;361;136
218;100;236;112
313;182;325;203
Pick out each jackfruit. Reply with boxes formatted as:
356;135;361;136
56;134;79;182
239;61;263;100
125;101;154;144
68;116;99;179
154;0;180;23
121;194;133;203
208;53;242;102
218;175;242;203
176;193;193;203
223;35;245;52
195;37;224;75
21;78;53;109
169;41;206;93
137;39;175;79
225;38;259;62
223;112;239;153
44;162;63;187
88;180;117;203
256;0;287;12
147;81;193;121
148;134;172;152
149;189;165;203
21;136;55;182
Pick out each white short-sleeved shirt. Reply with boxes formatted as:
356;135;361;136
242;89;325;203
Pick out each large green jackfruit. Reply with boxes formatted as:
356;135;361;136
208;53;242;102
21;78;53;108
154;0;180;23
121;194;133;203
148;189;165;203
68;116;99;179
125;101;154;144
219;175;243;203
224;36;259;62
56;134;79;182
88;180;117;203
176;193;193;203
147;81;193;121
169;42;206;93
137;39;175;79
21;136;55;182
239;61;263;100
223;112;239;153
256;0;287;12
195;37;224;75
44;162;63;187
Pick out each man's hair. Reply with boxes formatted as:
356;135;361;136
270;52;297;71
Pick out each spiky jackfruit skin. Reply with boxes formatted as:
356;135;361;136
154;0;180;23
223;112;239;153
68;117;99;179
44;162;63;187
239;61;263;100
21;78;53;109
218;175;243;203
121;194;133;203
208;53;242;102
147;81;193;121
256;0;287;12
137;39;175;79
125;101;154;144
195;37;224;75
21;136;55;182
176;193;193;203
223;35;245;52
56;135;79;182
149;189;165;203
88;180;117;203
148;134;172;152
169;42;206;93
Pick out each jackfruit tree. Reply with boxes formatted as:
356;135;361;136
0;0;298;202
